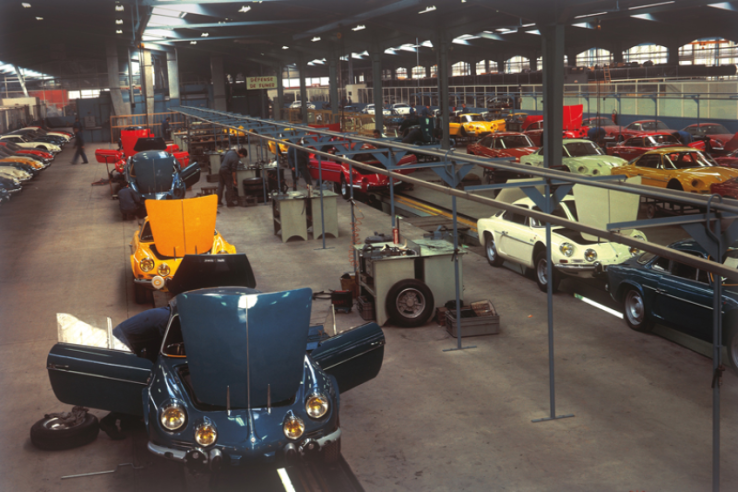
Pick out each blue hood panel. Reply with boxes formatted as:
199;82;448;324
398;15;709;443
176;288;312;409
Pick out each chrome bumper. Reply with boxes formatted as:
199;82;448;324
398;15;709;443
148;442;187;462
554;263;596;275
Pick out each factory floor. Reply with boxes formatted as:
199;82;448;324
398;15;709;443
0;141;736;492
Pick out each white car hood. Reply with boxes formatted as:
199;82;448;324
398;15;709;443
573;176;642;241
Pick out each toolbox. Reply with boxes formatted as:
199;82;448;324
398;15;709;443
445;300;500;337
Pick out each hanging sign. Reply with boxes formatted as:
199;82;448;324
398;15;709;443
246;76;277;90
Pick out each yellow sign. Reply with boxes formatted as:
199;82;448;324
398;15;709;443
246;76;277;90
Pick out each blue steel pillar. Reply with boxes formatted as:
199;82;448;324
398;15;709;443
329;53;339;115
299;58;308;124
275;64;284;120
372;47;384;134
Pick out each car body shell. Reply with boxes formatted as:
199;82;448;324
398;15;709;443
477;196;646;278
713;149;738;169
126;150;200;201
0;135;60;153
0;142;53;161
681;123;735;154
607;240;738;356
46;287;385;470
606;132;683;161
448;113;506;137
0;166;32;181
522;119;589;146
582;118;671;142
466;132;538;183
22;126;73;140
520;139;627;176
390;103;413;115
0;153;47;170
610;147;738;193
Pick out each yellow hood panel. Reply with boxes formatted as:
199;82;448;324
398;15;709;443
145;195;218;257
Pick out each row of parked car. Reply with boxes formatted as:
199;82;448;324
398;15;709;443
0;125;71;203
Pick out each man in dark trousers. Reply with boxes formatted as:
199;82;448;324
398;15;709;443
161;117;171;141
71;127;88;164
118;184;143;220
218;147;247;207
288;141;312;190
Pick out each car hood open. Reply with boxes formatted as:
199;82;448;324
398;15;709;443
176;287;313;408
145;194;218;257
574;176;641;241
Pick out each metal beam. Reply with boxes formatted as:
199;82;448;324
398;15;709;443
13;66;28;97
148;20;306;30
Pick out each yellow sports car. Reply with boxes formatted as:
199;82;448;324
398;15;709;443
267;128;297;155
0;155;46;170
129;194;237;303
449;113;506;138
610;147;738;193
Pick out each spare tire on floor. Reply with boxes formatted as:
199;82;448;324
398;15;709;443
385;279;435;327
30;407;99;451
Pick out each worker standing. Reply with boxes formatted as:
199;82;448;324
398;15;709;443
72;116;83;132
218;147;247;207
288;141;313;190
161;117;171;141
71;127;88;164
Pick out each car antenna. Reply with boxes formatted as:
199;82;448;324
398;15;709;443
267;384;271;415
227;385;231;417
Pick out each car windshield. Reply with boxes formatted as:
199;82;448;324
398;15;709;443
532;200;578;224
688;124;730;136
499;135;533;148
663;151;713;169
565;141;604;156
645;134;679;146
587;117;615;126
638;121;668;131
466;115;484;122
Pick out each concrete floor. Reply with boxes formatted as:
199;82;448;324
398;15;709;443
0;141;736;491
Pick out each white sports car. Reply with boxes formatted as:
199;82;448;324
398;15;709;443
0;135;61;153
0;166;32;182
520;139;627;176
477;192;646;292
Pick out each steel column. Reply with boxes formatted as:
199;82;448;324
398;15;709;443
372;47;384;135
299;58;308;124
437;35;450;150
210;55;227;111
275;64;284;120
329;54;339;115
166;48;180;107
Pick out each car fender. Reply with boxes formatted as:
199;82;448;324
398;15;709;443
613;279;645;304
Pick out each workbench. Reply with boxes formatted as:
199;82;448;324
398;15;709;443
355;238;464;326
272;192;309;242
308;191;339;240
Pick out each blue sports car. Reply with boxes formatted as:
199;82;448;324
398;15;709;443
43;287;385;470
127;138;200;200
607;240;738;373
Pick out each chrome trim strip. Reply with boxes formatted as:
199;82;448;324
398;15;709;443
50;352;152;372
316;427;342;447
643;284;658;291
320;341;385;371
148;442;187;461
47;367;149;385
659;292;712;310
554;264;595;272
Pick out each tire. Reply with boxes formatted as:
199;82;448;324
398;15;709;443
667;180;683;191
484;232;503;267
340;176;350;200
323;437;341;465
36;146;46;150
30;413;99;451
534;250;560;293
725;324;738;376
134;283;152;305
623;289;653;332
385;279;435;327
644;203;658;220
458;126;469;138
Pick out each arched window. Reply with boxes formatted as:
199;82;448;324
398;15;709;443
452;62;470;76
396;67;408;79
576;48;612;67
505;56;530;73
430;65;438;77
679;38;737;66
411;66;425;79
624;44;667;65
476;60;499;74
535;56;568;67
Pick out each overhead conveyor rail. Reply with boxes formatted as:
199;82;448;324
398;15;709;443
172;105;738;283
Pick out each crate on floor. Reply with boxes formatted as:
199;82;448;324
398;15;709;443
445;300;500;337
357;296;375;321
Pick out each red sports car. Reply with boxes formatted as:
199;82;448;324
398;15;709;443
710;176;738;200
582;117;672;143
713;149;738;169
307;141;417;197
0;141;54;162
467;132;538;183
607;132;682;161
522;119;588;146
683;123;737;155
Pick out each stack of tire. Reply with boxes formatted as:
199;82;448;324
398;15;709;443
242;177;265;203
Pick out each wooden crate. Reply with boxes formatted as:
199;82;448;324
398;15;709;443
357;296;375;321
446;300;500;337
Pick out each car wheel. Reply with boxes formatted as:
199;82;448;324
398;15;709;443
534;250;560;293
458;126;469;138
385;279;435;327
725;324;738;376
36;146;46;150
323;437;341;464
667;180;683;191
30;410;99;451
484;232;503;267
623;289;653;332
340;176;350;200
134;283;153;305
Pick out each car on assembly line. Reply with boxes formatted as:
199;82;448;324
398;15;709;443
0;147;48;170
607;240;738;374
129;195;239;303
610;147;738;193
0;134;61;153
466;132;538;184
10;128;68;146
289;101;316;110
125;137;199;201
607;132;682;161
390;103;414;115
22;126;73;140
477;190;646;292
0;141;53;163
681;123;735;155
449;113;506;139
41;286;385;470
520;139;627;176
582;117;672;143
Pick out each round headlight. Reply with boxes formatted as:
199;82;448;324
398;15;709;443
559;243;574;257
160;402;187;431
283;415;304;440
194;422;217;447
157;263;170;276
305;394;329;419
584;249;597;262
216;250;228;255
629;246;640;257
140;258;154;272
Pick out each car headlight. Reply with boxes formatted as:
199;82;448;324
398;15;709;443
157;263;170;276
629;247;640;257
216;250;228;254
140;258;154;272
584;249;597;262
559;243;574;257
194;422;217;447
160;402;187;431
283;415;305;440
305;394;329;419
691;179;704;188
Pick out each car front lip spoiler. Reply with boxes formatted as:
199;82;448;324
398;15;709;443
554;263;596;273
147;427;342;463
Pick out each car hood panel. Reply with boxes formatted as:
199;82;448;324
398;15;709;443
145;195;217;256
177;288;312;408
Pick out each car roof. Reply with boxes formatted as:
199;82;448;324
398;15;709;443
561;138;593;144
666;239;707;255
641;146;698;155
631;119;663;123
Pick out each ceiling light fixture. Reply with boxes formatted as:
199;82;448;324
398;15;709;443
630;13;657;20
22;3;31;8
190;41;197;44
352;24;366;31
574;11;607;18
311;36;320;42
418;5;436;14
116;19;123;24
115;5;124;11
116;30;123;34
282;46;289;49
35;16;42;20
239;5;251;12
628;1;674;9
708;2;736;10
201;32;209;37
